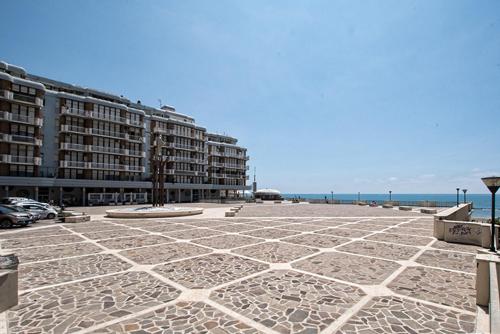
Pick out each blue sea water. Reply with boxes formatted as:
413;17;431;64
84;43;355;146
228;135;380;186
283;193;498;218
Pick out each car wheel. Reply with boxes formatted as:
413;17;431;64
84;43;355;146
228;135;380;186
47;213;56;219
0;219;12;228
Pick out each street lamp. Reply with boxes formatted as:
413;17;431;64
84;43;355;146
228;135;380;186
481;177;500;252
462;189;467;203
357;192;360;202
389;190;392;201
330;191;334;204
456;188;460;207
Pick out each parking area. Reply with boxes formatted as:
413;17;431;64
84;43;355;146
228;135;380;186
0;214;477;333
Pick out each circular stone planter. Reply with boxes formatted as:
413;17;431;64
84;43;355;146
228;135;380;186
106;206;203;218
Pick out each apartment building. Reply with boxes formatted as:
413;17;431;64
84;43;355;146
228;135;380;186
207;133;249;198
0;60;250;205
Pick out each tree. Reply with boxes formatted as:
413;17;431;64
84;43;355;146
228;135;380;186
151;134;168;207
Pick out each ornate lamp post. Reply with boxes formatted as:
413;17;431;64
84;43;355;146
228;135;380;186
456;188;460;207
462;189;467;203
389;190;392;201
481;177;500;252
330;191;334;204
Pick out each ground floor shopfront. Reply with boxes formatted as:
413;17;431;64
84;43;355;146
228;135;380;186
0;177;249;206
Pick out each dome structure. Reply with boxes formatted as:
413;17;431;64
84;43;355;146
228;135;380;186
254;189;282;200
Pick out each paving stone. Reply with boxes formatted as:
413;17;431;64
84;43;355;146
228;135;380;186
399;221;435;230
337;240;420;261
136;223;197;233
154;253;269;288
97;235;175;250
99;301;261;333
341;223;388;232
184;220;231;227
336;296;475;334
210;223;262;233
191;234;264;249
119;242;211;265
247;220;294;227
0;234;85;249
388;266;476;312
385;226;433;237
165;228;225;240
65;223;126;233
415;249;476;273
293;252;400;285
233;242;318;263
8;271;180;333
366;232;433;246
275;223;329;232
19;254;132;290
315;228;371;238
241;228;301;239
0;226;72;239
281;233;351;248
11;242;102;263
211;270;365;333
80;228;148;240
430;240;481;254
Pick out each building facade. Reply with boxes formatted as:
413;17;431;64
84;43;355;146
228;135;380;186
0;60;250;205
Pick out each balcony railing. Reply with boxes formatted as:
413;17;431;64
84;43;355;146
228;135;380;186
60;124;87;134
89;111;128;125
11;93;43;107
210;162;225;167
61;107;88;118
0;133;42;146
0;111;43;126
0;155;41;165
60;160;86;168
90;145;128;155
60;143;86;151
88;128;128;139
0;90;44;107
167;156;206;164
128;134;144;142
128;150;146;157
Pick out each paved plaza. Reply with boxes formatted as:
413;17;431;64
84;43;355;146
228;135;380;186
0;207;478;333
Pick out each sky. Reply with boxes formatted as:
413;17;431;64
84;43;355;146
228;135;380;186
1;0;499;193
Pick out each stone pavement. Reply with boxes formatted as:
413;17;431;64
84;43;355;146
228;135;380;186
0;214;478;333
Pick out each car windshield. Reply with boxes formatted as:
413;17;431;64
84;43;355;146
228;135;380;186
0;205;16;213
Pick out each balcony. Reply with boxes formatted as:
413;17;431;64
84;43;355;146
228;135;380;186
60;143;86;152
126;165;146;173
167;156;206;164
0;91;43;107
60;124;87;134
0;111;43;126
129;118;143;127
128;150;146;158
128;134;144;143
209;173;226;178
88;128;128;140
0;155;41;165
61;107;88;118
60;160;86;169
0;133;42;146
89;145;127;155
164;142;198;151
12;93;43;107
224;164;247;170
89;111;128;125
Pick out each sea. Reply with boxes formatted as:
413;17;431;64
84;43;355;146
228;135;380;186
282;193;498;219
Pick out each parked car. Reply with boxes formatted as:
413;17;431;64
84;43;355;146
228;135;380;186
0;197;30;205
2;205;41;222
13;202;58;220
0;205;33;228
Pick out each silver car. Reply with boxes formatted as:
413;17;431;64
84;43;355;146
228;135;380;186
14;202;58;220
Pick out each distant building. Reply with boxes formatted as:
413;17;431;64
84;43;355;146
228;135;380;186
0;60;250;205
254;189;282;201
